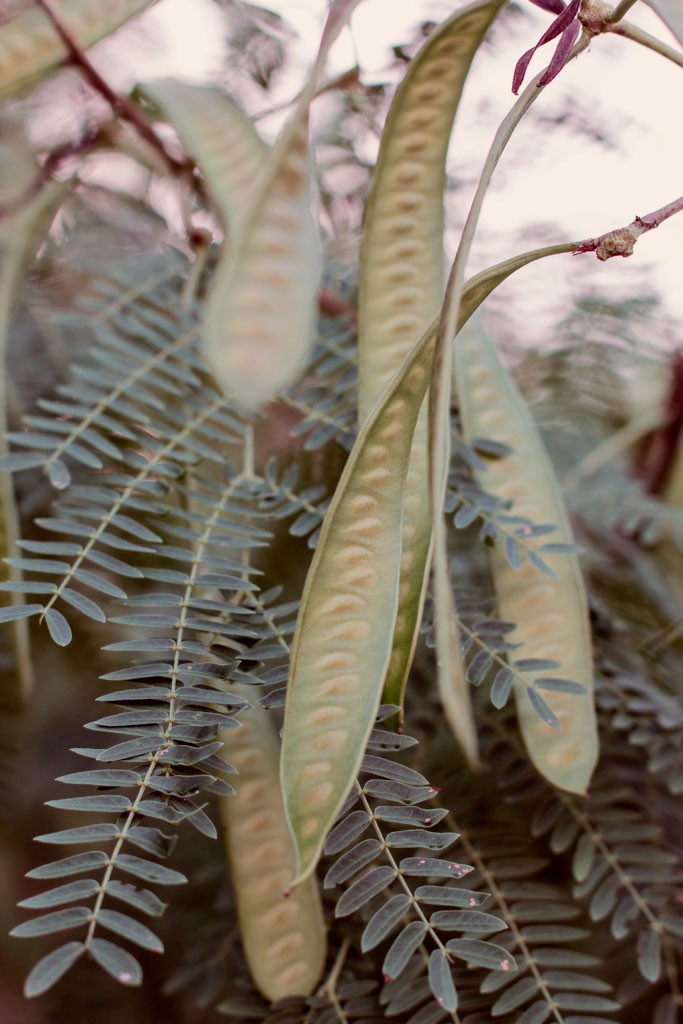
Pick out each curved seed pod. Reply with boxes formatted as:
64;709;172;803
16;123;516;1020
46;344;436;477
201;0;360;410
281;243;575;882
357;0;506;717
0;117;67;702
455;315;597;794
201;113;320;409
137;80;267;231
282;324;437;884
0;0;157;99
220;693;326;1001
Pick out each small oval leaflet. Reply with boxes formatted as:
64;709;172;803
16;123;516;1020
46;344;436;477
361;893;412;952
382;921;428;981
399;857;474;879
89;938;143;987
324;838;383;888
96;909;164;952
428;947;458;1013
11;906;91;938
446;938;518;972
335;866;398;917
324;810;372;856
24;941;84;999
490;974;539;1015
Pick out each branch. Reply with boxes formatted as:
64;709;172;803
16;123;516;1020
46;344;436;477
573;195;683;259
35;0;188;174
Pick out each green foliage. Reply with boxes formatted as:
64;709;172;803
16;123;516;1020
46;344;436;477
0;1;682;1021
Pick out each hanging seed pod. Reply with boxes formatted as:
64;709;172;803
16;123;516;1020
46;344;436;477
357;0;505;720
281;242;576;881
220;694;326;1001
455;315;598;794
201;0;361;410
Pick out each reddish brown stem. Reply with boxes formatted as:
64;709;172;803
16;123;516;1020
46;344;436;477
574;194;683;260
35;0;187;174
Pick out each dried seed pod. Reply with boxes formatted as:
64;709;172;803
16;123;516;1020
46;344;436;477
220;695;326;1001
200;0;360;410
280;242;576;881
455;316;598;794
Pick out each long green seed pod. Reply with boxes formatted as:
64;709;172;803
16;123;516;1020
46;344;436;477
220;695;326;1001
357;0;505;719
281;243;577;883
455;316;598;794
0;0;157;99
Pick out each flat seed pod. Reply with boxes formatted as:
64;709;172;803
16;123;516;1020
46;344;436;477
282;244;579;882
201;1;360;409
201;113;319;409
138;81;266;231
357;0;505;718
219;695;326;1002
455;316;597;794
281;319;438;884
0;0;157;98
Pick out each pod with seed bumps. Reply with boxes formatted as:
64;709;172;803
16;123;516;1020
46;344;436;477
357;0;505;719
280;243;576;883
220;692;326;1002
200;0;361;409
455;315;598;794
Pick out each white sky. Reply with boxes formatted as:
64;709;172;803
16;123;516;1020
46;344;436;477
93;0;683;336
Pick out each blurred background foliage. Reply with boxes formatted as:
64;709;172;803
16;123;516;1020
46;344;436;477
0;1;682;1022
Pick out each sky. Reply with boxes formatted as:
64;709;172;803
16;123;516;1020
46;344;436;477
89;0;683;343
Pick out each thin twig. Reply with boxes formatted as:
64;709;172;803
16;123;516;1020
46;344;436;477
574;194;683;260
610;20;683;70
35;0;187;174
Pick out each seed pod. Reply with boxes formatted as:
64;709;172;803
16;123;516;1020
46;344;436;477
200;0;360;410
138;80;267;231
282;244;579;880
0;0;156;99
220;695;326;1001
455;316;598;794
357;0;505;719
